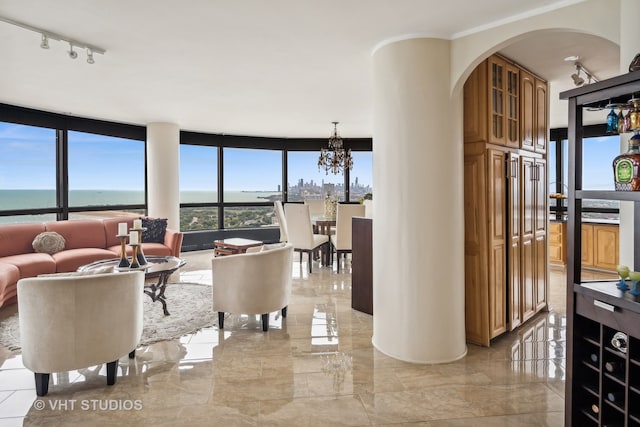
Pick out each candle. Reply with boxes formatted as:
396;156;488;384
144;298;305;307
133;219;142;229
118;222;127;236
129;230;139;245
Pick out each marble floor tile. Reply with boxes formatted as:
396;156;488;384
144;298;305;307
0;251;570;425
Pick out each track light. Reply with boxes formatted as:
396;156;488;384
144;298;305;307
68;43;77;59
571;68;584;86
0;15;105;64
40;34;49;49
571;62;599;86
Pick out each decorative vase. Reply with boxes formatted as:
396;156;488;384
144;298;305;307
324;194;337;218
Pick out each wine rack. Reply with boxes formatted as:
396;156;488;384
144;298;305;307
560;71;640;426
573;310;640;427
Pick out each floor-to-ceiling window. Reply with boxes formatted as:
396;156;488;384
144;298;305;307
1;105;373;249
287;151;344;201
0;122;57;223
179;144;218;231
222;147;281;229
67;131;146;220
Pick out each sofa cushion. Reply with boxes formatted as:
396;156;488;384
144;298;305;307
0;253;56;278
0;263;21;308
52;248;118;273
0;223;46;258
32;231;66;254
45;220;107;250
141;217;167;243
102;217;135;248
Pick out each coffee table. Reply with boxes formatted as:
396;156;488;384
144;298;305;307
78;256;186;316
213;238;263;256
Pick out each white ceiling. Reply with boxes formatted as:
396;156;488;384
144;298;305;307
0;0;621;138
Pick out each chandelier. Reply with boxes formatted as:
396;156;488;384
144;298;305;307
318;122;353;175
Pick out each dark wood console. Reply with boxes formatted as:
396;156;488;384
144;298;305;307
351;217;372;315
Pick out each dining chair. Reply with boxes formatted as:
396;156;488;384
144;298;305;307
304;199;325;234
274;201;288;242
284;203;329;273
330;203;365;272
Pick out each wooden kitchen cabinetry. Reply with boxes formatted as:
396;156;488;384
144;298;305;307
549;221;567;265
463;53;548;346
560;70;640;426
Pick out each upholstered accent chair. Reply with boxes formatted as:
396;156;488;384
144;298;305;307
284;203;330;273
330;203;365;272
274;201;288;242
17;271;144;396
212;243;293;331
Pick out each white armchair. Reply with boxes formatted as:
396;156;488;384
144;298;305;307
17;271;144;396
212;243;293;331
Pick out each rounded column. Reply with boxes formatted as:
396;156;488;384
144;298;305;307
146;122;180;230
371;38;466;363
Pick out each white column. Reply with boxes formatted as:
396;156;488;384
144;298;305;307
146;122;180;230
371;38;467;363
618;0;640;267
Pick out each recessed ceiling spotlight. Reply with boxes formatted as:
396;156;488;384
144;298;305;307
564;55;580;62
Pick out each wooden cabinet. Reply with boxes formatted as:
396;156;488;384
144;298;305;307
580;223;619;271
549;221;566;265
464;54;519;147
560;70;640;426
463;54;548;346
465;53;548;149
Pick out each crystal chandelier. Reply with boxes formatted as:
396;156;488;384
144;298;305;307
318;122;353;175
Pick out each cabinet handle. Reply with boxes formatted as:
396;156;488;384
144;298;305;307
593;299;616;312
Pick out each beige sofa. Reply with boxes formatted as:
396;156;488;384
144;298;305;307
0;217;183;308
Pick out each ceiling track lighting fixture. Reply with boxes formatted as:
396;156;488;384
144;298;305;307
571;62;599;86
0;15;105;64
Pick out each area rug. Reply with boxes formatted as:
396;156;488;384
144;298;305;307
0;282;215;353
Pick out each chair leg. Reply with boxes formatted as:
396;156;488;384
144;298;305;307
261;313;269;331
106;360;118;386
308;251;313;273
282;306;288;318
128;350;136;359
34;373;50;396
337;250;341;273
218;312;225;329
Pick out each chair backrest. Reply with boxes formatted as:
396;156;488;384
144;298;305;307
212;243;293;315
17;271;144;373
304;199;325;217
333;203;366;250
284;203;315;249
274;201;288;242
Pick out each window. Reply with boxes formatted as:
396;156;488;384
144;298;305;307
0;122;56;212
180;145;218;231
67;131;145;207
349;151;373;202
288;151;344;201
582;135;619;220
223;148;281;229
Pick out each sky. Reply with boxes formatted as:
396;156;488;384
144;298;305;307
0;122;373;192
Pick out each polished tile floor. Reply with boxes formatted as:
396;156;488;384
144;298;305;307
0;253;612;426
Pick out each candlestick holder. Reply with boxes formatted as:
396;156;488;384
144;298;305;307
130;227;148;266
116;234;131;268
129;244;141;269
